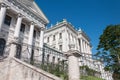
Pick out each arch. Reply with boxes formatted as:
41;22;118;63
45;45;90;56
0;38;6;56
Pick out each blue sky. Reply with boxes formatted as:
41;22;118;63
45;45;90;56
35;0;120;54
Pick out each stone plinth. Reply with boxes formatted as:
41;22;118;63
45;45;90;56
66;50;81;80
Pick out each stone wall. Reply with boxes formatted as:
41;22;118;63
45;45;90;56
0;57;62;80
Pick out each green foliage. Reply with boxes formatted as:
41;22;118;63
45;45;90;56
95;24;120;80
80;66;101;77
40;62;68;80
81;76;103;80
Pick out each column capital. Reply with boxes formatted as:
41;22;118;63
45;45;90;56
17;13;24;18
30;21;36;25
65;50;81;57
40;27;45;31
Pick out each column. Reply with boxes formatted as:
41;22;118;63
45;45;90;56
67;50;81;80
87;44;89;54
85;42;88;53
28;22;34;58
9;14;23;57
76;39;80;51
0;4;7;32
14;14;23;38
80;38;83;53
83;41;86;53
39;27;45;61
39;28;44;48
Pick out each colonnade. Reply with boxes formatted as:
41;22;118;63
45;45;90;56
0;3;45;61
79;38;91;54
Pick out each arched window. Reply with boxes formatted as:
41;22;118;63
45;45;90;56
15;44;22;59
0;38;6;56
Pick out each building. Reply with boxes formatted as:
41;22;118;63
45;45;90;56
0;0;49;61
44;19;92;54
44;19;92;63
0;0;62;80
44;19;113;80
0;0;113;80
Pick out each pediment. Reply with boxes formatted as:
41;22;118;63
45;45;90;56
16;0;49;24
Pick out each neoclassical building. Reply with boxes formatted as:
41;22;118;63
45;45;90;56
44;19;92;61
0;0;113;80
0;0;49;61
44;19;92;54
44;19;113;80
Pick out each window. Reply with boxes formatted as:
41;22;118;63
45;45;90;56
20;23;25;33
33;30;36;38
59;33;62;39
15;44;21;59
53;46;55;48
59;45;62;51
0;39;6;56
4;15;12;26
53;35;55;41
58;58;60;64
47;37;49;42
47;54;49;63
30;49;34;64
52;56;55;64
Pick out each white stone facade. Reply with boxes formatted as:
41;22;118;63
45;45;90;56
0;0;49;61
44;19;92;54
44;19;113;80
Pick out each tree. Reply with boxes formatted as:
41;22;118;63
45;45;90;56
95;24;120;80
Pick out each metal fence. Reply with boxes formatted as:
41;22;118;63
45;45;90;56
0;42;117;80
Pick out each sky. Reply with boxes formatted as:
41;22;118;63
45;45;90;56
35;0;120;54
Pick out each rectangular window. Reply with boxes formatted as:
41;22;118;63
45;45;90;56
33;30;36;38
4;15;12;26
53;35;55;41
59;45;62;51
20;23;25;33
59;33;62;39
